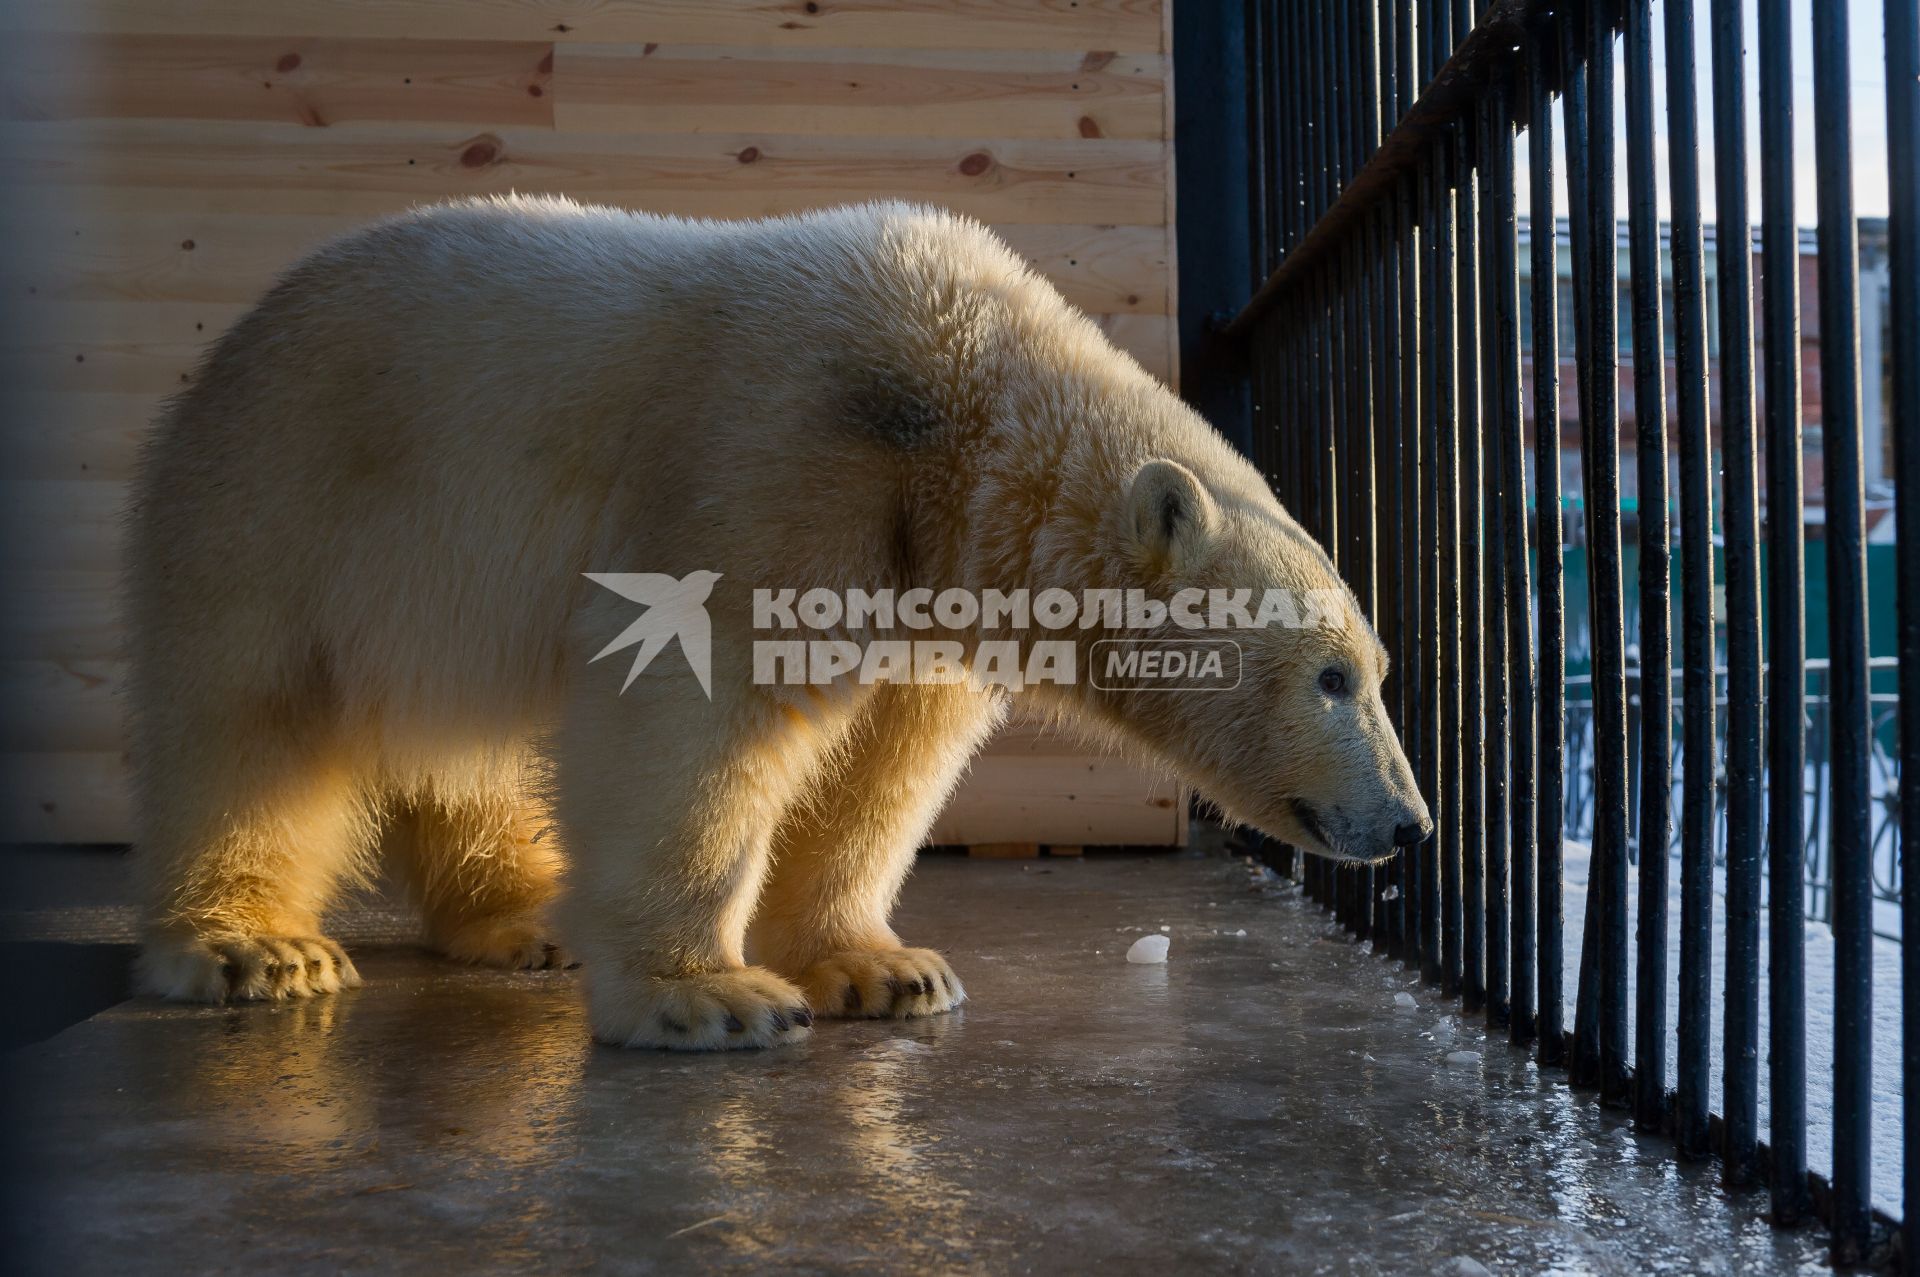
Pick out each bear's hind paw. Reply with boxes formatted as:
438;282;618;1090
435;916;573;971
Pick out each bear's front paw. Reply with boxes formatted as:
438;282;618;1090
798;947;966;1020
589;966;813;1051
137;933;363;1003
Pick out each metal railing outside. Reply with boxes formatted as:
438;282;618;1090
1228;0;1918;1264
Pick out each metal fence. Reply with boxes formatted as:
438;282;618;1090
1223;0;1919;1263
1560;659;1904;941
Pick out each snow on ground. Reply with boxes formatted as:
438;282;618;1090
1559;839;1906;1216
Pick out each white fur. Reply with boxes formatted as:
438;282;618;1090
125;198;1426;1048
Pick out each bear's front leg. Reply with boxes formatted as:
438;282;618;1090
754;681;1005;1019
553;650;861;1050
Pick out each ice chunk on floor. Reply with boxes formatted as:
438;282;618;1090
1437;1259;1493;1277
1126;935;1170;964
1445;1050;1482;1067
870;1038;932;1056
1394;992;1417;1009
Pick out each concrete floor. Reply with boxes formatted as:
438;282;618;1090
5;852;1830;1275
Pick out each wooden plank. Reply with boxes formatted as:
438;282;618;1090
0;309;1170;480
966;841;1040;859
1;210;1168;315
0;33;554;127
553;45;1162;140
1045;844;1084;856
1;482;124;573
1089;313;1173;383
0;573;121;662
930;754;1184;846
0;751;130;843
0;660;123;752
0;300;234;395
0;1;1166;54
1;392;159;479
0;121;1167;225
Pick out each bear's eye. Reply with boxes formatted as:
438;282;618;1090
1318;667;1347;697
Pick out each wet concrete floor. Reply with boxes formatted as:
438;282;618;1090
6;853;1830;1274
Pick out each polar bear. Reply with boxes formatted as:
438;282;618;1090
125;198;1429;1049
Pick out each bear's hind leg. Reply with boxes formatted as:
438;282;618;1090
754;680;1005;1019
135;729;371;1003
390;776;567;971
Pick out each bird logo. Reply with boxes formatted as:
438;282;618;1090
584;570;722;698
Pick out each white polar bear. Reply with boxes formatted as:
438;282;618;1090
125;198;1429;1049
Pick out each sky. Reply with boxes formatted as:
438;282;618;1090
1509;0;1895;226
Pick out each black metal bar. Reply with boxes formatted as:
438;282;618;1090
1432;135;1465;997
1417;162;1445;986
1476;92;1511;1028
1559;4;1602;1090
1885;0;1920;1255
1581;0;1631;1111
1811;0;1873;1254
1757;0;1809;1223
1527;32;1565;1067
1489;66;1533;1048
1623;0;1670;1134
1663;0;1716;1165
1225;0;1547;339
1708;0;1765;1185
1456;118;1487;1014
1398;177;1427;966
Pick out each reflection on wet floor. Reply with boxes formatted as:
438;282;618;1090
11;855;1830;1274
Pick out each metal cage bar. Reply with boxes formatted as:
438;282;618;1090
1229;0;1912;1256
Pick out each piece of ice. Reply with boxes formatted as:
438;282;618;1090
1445;1050;1482;1067
1234;928;1247;937
1127;934;1170;964
1381;885;1402;901
871;1038;932;1056
1159;924;1171;933
1437;1259;1493;1277
1394;992;1417;1009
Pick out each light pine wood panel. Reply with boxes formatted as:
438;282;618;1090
0;300;238;395
0;660;122;752
0;573;121;662
2;1;1183;844
0;311;1174;480
552;45;1162;139
0;752;129;843
0;34;555;126
0;392;155;479
0;121;1166;224
0;1;1166;53
1;482;126;573
928;754;1182;846
1;210;1168;314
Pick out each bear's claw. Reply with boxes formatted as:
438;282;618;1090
799;947;965;1020
593;967;814;1050
138;933;363;1003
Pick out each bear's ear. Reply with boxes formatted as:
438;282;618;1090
1125;458;1217;572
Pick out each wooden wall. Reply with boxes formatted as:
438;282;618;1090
0;0;1180;844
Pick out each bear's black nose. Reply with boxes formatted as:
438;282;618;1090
1392;819;1431;847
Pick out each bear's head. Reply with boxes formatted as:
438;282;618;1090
1089;457;1431;862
